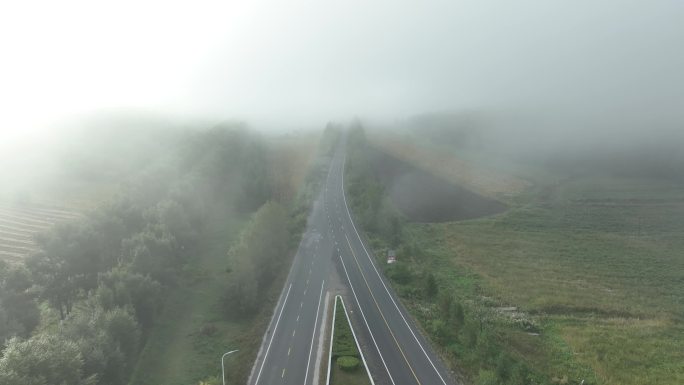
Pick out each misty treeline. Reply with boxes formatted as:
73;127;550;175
345;126;542;385
221;123;341;318
407;111;684;180
345;125;404;248
0;123;338;385
223;201;288;315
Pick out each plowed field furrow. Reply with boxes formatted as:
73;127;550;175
0;217;49;231
0;204;80;263
0;243;36;254
0;236;35;247
0;252;24;263
0;207;67;222
0;205;79;220
0;227;35;239
0;211;54;226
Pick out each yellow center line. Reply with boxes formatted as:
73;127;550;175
345;233;423;385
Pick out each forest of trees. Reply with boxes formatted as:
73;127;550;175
0;124;279;385
223;201;289;316
222;124;341;318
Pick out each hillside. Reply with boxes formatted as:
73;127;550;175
346;123;684;385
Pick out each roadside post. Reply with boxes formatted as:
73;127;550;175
221;349;239;385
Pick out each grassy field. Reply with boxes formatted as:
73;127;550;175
456;177;684;385
397;189;684;384
356;132;684;384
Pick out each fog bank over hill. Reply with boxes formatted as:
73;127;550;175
404;110;684;152
1;1;682;199
396;110;684;179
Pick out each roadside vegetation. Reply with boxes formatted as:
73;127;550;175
329;296;372;385
0;118;339;385
344;122;684;385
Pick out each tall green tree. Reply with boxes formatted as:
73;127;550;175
0;262;39;343
26;248;77;320
0;334;95;385
121;224;179;284
424;272;439;300
59;307;140;385
224;201;289;317
95;268;162;330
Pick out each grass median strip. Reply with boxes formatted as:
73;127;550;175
328;295;373;385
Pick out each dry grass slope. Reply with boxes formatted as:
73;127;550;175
367;131;530;200
268;132;321;203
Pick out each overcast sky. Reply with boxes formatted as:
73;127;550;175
1;0;683;142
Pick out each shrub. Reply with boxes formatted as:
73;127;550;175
424;272;438;300
199;323;217;336
475;369;498;385
387;263;413;285
332;300;359;358
428;319;453;345
337;356;360;372
509;363;532;385
195;377;219;385
495;353;514;383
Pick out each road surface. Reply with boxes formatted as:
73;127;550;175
248;135;455;385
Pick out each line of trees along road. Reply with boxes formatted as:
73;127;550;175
222;124;342;319
0;124;277;385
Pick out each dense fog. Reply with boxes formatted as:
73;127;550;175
1;2;683;385
1;0;682;224
2;0;682;131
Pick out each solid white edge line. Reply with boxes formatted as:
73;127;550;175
253;283;293;385
325;295;338;385
339;295;376;385
340;255;396;385
304;280;326;385
341;154;449;385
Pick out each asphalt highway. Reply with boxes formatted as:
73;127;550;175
248;136;455;385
